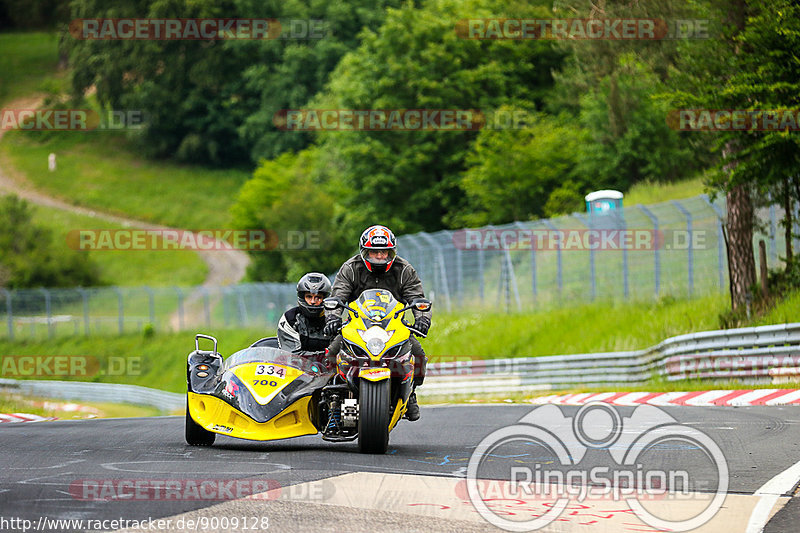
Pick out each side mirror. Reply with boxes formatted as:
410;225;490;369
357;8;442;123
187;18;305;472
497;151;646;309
323;297;342;311
411;298;432;312
393;298;432;319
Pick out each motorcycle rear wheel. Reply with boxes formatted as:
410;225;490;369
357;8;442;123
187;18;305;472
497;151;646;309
358;379;390;454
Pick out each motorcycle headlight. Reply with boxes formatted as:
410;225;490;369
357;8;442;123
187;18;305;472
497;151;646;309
366;338;385;356
357;327;394;357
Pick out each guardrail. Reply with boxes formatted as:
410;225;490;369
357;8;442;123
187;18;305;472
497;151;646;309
420;323;800;396
3;323;798;407
0;378;183;413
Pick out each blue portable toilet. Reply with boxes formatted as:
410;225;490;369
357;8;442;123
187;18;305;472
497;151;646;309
585;190;623;214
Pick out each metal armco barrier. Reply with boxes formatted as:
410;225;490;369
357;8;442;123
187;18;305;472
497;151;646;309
0;378;183;412
420;323;800;396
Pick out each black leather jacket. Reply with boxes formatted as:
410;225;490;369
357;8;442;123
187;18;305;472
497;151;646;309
327;255;431;322
277;307;331;354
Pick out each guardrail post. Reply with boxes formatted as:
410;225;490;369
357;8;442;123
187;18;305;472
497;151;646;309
672;200;694;297
542;219;563;298
2;288;12;340
639;205;660;297
703;195;726;292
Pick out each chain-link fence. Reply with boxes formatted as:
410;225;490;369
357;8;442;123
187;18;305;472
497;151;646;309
0;283;296;340
0;194;797;339
398;194;798;312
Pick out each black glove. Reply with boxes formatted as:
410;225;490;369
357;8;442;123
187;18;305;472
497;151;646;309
413;315;431;336
324;315;342;337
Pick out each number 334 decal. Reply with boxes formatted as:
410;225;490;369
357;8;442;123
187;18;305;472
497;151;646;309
255;364;286;378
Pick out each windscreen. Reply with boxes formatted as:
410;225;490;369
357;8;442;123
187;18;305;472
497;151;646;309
222;347;328;375
355;289;399;322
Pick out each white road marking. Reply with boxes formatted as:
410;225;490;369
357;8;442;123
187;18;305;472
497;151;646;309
745;458;800;533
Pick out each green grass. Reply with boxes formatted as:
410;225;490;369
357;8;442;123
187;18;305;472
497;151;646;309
32;204;208;287
0;31;65;106
623;175;708;206
1;131;250;230
423;293;730;359
753;290;800;326
0;391;163;417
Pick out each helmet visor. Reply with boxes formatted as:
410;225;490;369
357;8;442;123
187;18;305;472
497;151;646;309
360;247;396;266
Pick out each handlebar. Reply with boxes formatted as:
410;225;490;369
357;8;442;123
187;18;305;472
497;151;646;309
402;321;427;338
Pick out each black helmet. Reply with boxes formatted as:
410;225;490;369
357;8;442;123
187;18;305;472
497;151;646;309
296;272;332;317
359;225;397;274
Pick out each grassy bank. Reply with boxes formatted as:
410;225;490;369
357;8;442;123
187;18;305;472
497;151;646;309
32;204;208;287
1;131;250;230
0;31;65;106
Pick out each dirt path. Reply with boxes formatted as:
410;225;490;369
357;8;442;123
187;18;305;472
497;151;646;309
0;96;250;330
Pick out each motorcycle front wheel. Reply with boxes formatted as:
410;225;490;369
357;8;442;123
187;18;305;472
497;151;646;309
358;379;390;454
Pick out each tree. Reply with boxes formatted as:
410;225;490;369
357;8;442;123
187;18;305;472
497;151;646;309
230;148;350;281
311;0;564;235
455;110;588;226
0;195;99;288
671;0;800;310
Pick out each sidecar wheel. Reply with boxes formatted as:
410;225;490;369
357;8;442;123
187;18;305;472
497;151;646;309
358;379;390;454
185;401;216;446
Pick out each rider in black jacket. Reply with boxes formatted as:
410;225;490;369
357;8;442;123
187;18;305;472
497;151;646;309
324;225;431;421
277;273;334;361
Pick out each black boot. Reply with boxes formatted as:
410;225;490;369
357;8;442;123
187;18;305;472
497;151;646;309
405;392;420;421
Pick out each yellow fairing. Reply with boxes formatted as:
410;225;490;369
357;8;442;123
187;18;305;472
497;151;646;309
388;397;407;432
359;367;390;381
342;308;411;360
234;362;304;405
187;392;318;441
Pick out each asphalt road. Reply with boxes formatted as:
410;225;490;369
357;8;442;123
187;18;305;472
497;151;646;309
1;405;799;532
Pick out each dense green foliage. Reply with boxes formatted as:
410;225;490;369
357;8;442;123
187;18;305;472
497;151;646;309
14;0;797;282
0;195;99;288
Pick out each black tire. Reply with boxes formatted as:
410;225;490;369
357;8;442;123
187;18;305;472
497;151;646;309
185;402;216;446
358;379;390;454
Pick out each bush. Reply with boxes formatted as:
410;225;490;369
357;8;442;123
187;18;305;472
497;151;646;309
0;195;99;289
